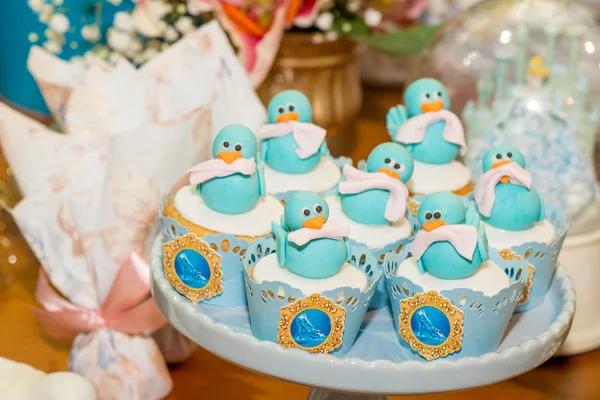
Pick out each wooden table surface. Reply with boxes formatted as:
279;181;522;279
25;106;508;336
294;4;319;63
1;86;600;399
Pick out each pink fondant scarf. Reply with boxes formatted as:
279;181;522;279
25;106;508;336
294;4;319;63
338;164;409;223
256;121;326;159
287;222;350;247
395;110;467;156
474;162;533;217
187;157;256;185
411;224;478;261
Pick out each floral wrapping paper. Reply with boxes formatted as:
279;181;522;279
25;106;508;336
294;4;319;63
0;21;266;400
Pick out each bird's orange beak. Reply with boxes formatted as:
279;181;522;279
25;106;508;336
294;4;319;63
491;160;511;169
276;112;299;123
423;219;446;232
217;151;243;164
421;100;444;113
377;168;400;180
302;215;326;230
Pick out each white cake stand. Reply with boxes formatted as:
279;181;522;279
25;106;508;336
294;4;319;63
150;239;575;398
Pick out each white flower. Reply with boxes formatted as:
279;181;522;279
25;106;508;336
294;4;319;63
43;40;62;54
364;8;383;27
42;3;54;14
107;0;123;5
175;16;194;34
81;25;101;42
347;0;360;12
114;12;133;31
107;27;132;53
315;12;334;31
325;31;338;42
341;22;352;33
132;0;170;37
49;13;69;34
28;0;45;12
127;38;143;57
164;26;179;42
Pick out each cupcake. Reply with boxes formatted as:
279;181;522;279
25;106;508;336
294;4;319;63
243;191;381;355
161;125;283;306
327;142;415;309
473;145;568;310
256;90;343;200
384;192;528;360
386;78;473;221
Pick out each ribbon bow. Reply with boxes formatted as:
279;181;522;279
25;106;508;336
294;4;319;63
33;254;167;339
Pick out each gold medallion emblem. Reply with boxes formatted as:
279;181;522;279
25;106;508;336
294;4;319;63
399;291;464;361
278;294;345;354
163;233;222;303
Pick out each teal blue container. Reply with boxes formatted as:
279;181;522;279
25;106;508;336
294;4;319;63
0;0;134;115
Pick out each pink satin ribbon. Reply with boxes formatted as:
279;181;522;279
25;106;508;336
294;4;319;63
395;110;467;157
187;157;257;186
474;162;533;217
256;121;326;159
33;253;167;339
338;164;409;223
411;224;478;261
287;222;350;247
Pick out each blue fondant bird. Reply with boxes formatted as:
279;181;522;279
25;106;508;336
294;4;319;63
260;90;329;174
196;125;265;215
271;191;350;279
386;78;460;164
340;142;414;225
478;145;544;231
415;192;489;280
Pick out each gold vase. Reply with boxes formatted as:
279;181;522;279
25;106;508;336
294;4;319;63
257;33;363;156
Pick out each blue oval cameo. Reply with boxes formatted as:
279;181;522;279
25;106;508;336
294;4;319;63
174;249;211;289
290;309;332;348
410;306;451;346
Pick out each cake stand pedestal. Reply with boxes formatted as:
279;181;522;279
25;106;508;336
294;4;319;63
150;240;575;397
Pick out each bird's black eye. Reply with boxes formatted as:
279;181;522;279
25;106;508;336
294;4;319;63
302;208;310;217
495;153;502;159
437;91;442;97
425;212;433;220
425;93;431;99
315;204;323;213
433;211;442;219
507;152;513;158
394;163;401;169
234;143;242;151
288;104;295;112
278;106;285;114
222;141;230;148
384;158;391;164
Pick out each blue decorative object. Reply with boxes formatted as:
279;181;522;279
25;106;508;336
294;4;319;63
272;191;349;279
242;236;382;356
340;142;414;225
290;309;332;348
0;0;134;114
415;192;489;279
386;78;459;164
174;248;210;289
479;145;544;231
198;125;264;215
261;90;328;174
384;246;529;360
